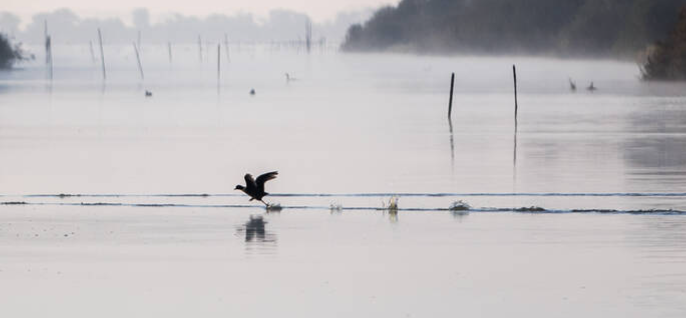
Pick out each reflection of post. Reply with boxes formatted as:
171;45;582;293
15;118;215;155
167;42;172;64
513;131;518;166
449;118;455;171
217;44;221;83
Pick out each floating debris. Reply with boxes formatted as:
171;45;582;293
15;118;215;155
384;196;399;213
266;203;282;212
514;206;547;212
449;200;471;211
1;201;27;205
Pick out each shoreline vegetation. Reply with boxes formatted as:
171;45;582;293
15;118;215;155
0;33;30;69
341;1;686;64
641;7;686;80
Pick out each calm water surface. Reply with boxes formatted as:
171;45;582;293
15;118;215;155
1;46;686;316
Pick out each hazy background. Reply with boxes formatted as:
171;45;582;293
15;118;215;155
0;6;379;44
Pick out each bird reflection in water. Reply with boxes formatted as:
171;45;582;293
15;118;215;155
239;215;276;244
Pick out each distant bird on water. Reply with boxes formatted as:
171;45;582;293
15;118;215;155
285;73;297;82
145;90;152;97
235;171;278;206
587;82;597;91
250;88;256;95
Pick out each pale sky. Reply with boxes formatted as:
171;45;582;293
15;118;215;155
3;0;398;25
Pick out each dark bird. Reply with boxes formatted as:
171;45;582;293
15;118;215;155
569;78;576;91
235;171;278;206
587;82;597;91
250;88;256;95
145;90;152;97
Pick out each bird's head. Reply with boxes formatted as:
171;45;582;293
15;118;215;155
234;185;245;191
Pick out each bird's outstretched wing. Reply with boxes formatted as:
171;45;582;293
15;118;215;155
256;171;278;189
244;174;257;191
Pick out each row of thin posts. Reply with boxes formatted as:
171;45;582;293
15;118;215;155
446;65;519;182
44;27;231;84
447;66;518;125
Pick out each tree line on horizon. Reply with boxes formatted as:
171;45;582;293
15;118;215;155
341;0;686;58
0;33;30;69
641;6;686;80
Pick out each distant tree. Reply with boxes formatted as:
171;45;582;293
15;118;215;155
0;33;28;69
341;0;686;57
642;7;686;80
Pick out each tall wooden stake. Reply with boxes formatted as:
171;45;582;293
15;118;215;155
98;28;106;80
305;18;312;53
224;33;230;62
133;42;144;80
448;73;455;119
198;35;202;62
513;65;518;131
44;20;53;80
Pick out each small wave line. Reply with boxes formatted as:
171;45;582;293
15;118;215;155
2;201;685;215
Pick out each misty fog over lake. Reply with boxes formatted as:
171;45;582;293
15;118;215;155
2;2;686;317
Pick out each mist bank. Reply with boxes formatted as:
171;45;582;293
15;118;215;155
0;8;373;45
341;0;686;58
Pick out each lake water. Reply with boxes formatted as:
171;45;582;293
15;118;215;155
1;45;686;317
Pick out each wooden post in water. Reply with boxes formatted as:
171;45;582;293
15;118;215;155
305;18;312;53
448;73;455;119
513;65;518;131
197;35;202;62
98;28;106;80
133;42;144;80
44;20;53;80
224;33;230;62
46;36;52;80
